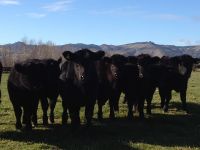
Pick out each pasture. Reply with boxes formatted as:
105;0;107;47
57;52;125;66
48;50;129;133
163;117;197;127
0;72;200;150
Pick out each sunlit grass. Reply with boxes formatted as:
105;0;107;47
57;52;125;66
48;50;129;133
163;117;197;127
0;72;200;150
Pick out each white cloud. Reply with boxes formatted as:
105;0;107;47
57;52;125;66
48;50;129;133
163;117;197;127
0;0;20;5
43;0;72;12
178;39;200;46
91;7;183;21
146;13;184;21
91;6;144;17
26;13;47;18
192;16;200;23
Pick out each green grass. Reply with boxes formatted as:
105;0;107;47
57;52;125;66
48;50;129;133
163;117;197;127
0;72;200;150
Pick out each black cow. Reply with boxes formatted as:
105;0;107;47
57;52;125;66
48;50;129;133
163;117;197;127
32;58;62;126
0;61;2;103
159;54;196;112
133;54;162;118
8;58;61;130
60;49;105;128
121;62;141;119
96;54;126;120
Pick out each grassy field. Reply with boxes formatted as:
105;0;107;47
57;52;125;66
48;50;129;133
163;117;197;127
0;72;200;150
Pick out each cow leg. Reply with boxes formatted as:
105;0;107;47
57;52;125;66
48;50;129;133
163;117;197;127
69;107;80;128
13;104;22;129
49;98;57;123
109;99;115;119
97;100;103;121
85;102;95;126
180;89;188;112
0;88;1;103
62;100;68;125
159;87;165;109
138;98;145;119
109;91;121;119
41;97;49;125
31;98;39;126
127;99;133;120
23;106;32;130
146;87;156;115
163;91;172;112
146;98;152;115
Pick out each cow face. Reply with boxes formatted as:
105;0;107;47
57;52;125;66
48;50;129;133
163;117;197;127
137;54;152;78
45;58;62;85
48;58;62;76
103;57;118;81
178;55;195;77
61;49;105;86
110;54;127;79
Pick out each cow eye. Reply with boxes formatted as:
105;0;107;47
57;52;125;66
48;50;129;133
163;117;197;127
76;64;79;67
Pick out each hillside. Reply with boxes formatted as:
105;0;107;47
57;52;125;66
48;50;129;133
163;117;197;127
1;41;200;58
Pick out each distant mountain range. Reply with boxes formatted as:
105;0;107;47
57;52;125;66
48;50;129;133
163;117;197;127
1;41;200;58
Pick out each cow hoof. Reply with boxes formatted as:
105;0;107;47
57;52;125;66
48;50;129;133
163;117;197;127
32;121;38;127
182;107;189;113
43;121;48;126
50;115;54;124
146;110;152;115
62;117;68;125
109;114;115;120
98;117;103;122
86;122;92;127
98;114;103;121
32;117;38;126
127;113;134;120
109;117;115;120
62;119;68;125
71;123;80;130
16;123;22;129
24;124;32;131
160;103;164;108
163;106;168;112
139;113;144;119
43;117;48;126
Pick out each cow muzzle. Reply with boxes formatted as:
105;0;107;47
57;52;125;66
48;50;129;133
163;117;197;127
138;65;144;78
178;64;187;75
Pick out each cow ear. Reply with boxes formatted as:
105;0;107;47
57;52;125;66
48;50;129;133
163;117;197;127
63;51;74;60
57;57;62;64
95;50;105;60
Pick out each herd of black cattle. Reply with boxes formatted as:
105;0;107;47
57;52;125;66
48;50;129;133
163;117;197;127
1;49;200;130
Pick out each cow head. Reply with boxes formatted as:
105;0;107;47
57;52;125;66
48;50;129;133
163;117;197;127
104;54;127;91
15;60;45;76
14;60;48;90
178;55;196;77
61;49;105;86
137;54;152;78
45;57;62;85
107;54;127;81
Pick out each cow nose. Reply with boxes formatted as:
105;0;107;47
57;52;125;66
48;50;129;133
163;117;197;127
114;73;118;78
81;75;85;80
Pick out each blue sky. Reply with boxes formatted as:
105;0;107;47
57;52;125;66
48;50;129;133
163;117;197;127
0;0;200;46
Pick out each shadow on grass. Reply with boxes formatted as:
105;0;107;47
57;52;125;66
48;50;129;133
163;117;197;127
0;102;200;149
